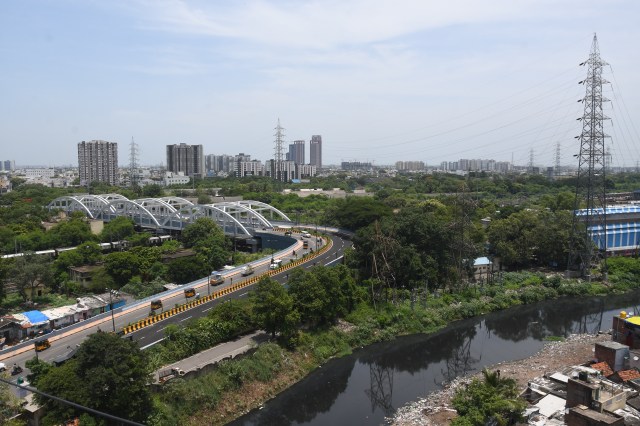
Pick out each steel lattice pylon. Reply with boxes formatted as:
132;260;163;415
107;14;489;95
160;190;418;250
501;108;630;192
273;119;286;181
567;34;610;280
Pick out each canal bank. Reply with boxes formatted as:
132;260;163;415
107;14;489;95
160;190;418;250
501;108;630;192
228;291;640;425
390;332;612;425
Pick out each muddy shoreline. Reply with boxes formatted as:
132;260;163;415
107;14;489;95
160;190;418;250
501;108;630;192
390;333;611;425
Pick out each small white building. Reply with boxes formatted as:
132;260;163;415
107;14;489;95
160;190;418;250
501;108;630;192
164;171;190;186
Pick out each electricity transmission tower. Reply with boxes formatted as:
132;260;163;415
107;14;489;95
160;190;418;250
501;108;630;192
567;34;610;280
273;119;285;182
128;137;139;188
555;142;561;177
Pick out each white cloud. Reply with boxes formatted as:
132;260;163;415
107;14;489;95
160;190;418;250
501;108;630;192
128;0;556;49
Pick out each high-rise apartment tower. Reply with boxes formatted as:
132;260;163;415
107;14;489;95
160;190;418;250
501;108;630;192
78;140;118;186
166;143;205;177
287;140;305;165
310;135;322;168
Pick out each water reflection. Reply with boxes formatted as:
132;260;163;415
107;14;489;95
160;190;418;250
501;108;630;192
233;292;640;426
365;363;394;416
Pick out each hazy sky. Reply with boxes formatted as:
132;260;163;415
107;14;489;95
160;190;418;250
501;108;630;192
2;1;640;168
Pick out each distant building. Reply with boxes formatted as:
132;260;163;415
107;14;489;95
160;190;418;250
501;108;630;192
24;168;55;179
287;140;306;165
341;161;372;171
0;160;15;172
395;161;425;171
234;160;265;177
310;135;322;168
205;154;234;173
78;140;119;186
166;143;205;178
163;171;190;186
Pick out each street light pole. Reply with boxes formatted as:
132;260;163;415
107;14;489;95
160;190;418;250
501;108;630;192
108;289;118;333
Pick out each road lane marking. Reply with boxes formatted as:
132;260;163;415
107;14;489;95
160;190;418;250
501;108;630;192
140;338;165;350
204;306;214;312
179;316;193;322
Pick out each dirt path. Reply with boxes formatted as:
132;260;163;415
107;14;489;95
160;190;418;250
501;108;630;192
390;333;611;425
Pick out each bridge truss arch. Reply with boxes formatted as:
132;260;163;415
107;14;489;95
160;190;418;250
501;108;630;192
47;194;285;238
234;200;292;222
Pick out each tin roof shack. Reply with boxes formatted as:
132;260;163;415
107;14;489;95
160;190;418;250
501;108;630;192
567;372;629;414
0;316;22;345
42;306;79;330
595;341;631;373
75;296;109;319
566;405;624;426
14;311;51;337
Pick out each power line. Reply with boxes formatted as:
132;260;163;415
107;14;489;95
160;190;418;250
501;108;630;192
0;377;143;426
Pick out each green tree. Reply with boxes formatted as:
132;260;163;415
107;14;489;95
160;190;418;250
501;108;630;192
451;369;526;426
181;218;230;271
287;268;328;326
166;256;208;284
182;218;226;248
326;197;392;231
46;214;95;248
103;251;140;286
251;277;299;338
35;332;153;424
100;217;136;242
142;184;164;197
12;254;53;301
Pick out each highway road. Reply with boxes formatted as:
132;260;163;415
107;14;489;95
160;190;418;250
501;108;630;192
0;231;352;376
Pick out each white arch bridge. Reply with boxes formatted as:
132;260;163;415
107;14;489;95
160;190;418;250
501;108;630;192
47;194;292;238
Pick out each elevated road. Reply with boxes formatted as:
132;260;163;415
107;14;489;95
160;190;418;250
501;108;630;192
0;231;351;372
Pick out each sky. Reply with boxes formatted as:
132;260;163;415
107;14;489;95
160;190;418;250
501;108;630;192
2;0;640;169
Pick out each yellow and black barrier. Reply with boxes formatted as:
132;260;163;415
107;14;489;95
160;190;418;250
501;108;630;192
122;235;333;335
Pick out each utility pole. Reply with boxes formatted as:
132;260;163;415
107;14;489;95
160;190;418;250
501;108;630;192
567;34;610;281
107;289;119;333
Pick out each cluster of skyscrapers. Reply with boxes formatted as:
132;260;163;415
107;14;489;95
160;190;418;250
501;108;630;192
73;134;323;185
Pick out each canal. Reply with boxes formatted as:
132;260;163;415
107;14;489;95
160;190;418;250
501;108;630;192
231;291;640;425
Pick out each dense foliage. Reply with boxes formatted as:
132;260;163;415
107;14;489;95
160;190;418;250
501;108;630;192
28;332;153;425
451;369;526;426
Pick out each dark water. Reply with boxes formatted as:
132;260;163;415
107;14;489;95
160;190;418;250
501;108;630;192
232;292;640;425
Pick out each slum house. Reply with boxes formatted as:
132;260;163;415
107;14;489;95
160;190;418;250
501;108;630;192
0;295;125;346
521;316;640;425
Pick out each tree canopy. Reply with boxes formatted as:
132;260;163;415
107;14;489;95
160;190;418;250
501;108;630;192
33;332;153;425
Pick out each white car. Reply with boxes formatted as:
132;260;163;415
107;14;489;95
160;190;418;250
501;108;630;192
270;259;282;269
301;231;311;238
0;362;6;372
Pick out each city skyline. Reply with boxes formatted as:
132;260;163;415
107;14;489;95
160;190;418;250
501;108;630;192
2;2;640;168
